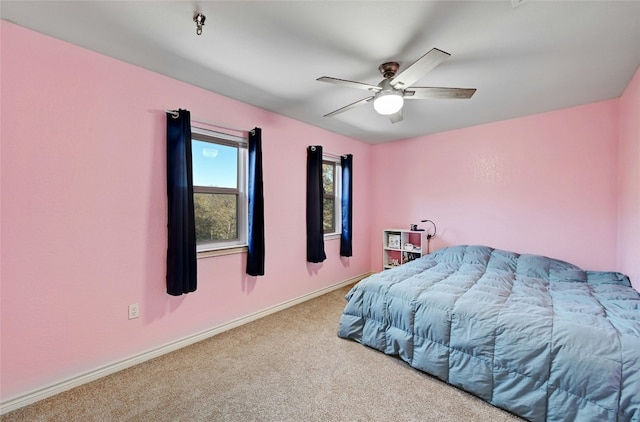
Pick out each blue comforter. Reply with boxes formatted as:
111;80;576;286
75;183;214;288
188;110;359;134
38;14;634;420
338;245;640;421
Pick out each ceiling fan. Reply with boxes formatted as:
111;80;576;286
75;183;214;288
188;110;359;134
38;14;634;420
317;48;476;124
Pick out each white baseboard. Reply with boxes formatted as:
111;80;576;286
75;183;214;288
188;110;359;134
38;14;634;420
0;273;370;415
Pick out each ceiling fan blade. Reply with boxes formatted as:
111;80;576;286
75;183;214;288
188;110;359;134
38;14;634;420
404;87;477;99
389;109;403;124
389;48;450;90
317;77;381;92
323;96;374;117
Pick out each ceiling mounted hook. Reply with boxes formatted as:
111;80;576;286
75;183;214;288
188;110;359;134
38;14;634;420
193;12;206;36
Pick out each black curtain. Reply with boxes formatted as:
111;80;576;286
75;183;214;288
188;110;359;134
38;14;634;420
166;109;197;296
306;146;326;263
340;154;353;257
246;128;265;276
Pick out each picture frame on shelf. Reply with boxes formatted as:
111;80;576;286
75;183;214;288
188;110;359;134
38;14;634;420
388;234;401;248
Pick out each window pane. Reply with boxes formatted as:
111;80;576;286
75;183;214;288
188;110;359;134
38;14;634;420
323;198;334;232
322;162;334;195
194;193;238;242
192;140;238;188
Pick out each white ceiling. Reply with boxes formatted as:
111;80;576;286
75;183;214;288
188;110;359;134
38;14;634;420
2;1;639;144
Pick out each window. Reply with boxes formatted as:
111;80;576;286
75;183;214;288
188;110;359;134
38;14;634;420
191;128;247;251
322;158;342;235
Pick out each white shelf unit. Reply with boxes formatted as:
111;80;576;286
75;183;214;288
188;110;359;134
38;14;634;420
383;229;427;269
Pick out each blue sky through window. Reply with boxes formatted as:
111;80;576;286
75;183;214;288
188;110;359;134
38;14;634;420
192;140;237;188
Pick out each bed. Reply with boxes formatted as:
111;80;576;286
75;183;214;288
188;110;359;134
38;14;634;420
338;245;640;421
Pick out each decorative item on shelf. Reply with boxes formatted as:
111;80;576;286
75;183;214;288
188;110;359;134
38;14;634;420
410;224;417;231
404;243;414;251
390;258;400;267
388;234;401;248
402;252;418;264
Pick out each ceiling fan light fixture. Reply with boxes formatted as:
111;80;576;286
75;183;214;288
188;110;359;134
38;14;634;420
373;91;404;115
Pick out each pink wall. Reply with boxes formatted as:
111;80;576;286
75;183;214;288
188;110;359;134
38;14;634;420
0;21;371;401
370;100;620;273
617;67;640;291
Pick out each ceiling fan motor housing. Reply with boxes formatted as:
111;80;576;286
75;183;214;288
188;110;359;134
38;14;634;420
377;78;397;93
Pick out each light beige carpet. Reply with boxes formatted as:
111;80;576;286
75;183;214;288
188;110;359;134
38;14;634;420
2;284;524;421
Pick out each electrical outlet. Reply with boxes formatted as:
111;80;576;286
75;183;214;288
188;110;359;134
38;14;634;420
128;303;140;320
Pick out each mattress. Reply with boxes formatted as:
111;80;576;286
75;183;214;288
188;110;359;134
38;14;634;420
338;245;640;421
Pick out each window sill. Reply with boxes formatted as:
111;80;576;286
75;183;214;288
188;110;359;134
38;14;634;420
198;245;248;259
324;233;341;241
